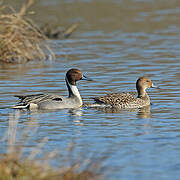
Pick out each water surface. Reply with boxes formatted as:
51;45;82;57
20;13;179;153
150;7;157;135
1;0;180;179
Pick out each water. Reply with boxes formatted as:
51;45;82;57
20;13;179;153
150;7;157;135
1;0;180;179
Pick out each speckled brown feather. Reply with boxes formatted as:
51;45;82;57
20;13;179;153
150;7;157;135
93;92;137;106
93;77;154;109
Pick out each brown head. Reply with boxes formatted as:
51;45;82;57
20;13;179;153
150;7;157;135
136;77;154;97
66;68;92;86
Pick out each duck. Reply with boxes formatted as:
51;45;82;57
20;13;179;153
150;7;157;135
93;77;156;109
13;68;92;110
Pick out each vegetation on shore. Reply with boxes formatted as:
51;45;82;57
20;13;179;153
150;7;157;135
0;114;104;180
0;0;103;178
0;152;103;180
0;0;53;63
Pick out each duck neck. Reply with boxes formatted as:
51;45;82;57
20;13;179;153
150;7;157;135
137;87;148;98
66;78;82;104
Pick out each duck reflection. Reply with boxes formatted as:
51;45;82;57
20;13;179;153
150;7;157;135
85;104;152;119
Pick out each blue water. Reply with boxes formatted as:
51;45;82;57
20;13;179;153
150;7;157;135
1;0;180;179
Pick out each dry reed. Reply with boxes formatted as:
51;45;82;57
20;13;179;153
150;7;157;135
0;112;104;180
0;153;103;180
0;0;54;63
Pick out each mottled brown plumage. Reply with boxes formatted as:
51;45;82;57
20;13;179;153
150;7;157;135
93;77;155;109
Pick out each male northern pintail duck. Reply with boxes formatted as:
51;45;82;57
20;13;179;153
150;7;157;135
93;77;156;109
13;68;92;110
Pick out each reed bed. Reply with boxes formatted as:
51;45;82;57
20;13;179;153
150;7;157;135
0;153;103;180
0;112;104;180
0;0;53;63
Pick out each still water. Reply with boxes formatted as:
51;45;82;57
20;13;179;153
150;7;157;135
1;0;180;179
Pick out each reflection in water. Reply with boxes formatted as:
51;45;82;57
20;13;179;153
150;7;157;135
13;107;83;117
13;107;85;126
7;112;20;153
68;108;83;117
6;110;40;154
0;0;180;179
86;104;152;119
68;108;85;125
0;62;50;81
136;105;152;119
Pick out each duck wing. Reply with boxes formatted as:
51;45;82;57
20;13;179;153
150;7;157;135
93;92;136;106
13;94;64;109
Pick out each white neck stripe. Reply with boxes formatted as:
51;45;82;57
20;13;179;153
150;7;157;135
66;77;82;101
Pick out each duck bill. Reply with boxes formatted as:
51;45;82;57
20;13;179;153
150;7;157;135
81;75;93;81
151;83;160;89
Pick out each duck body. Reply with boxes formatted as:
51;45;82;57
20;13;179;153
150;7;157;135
93;77;155;109
13;69;91;110
14;93;82;110
93;92;150;109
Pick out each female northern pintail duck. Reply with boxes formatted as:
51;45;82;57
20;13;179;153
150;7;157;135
93;77;156;109
13;68;92;110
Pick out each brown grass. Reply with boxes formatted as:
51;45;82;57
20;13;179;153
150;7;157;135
0;113;104;180
0;0;54;63
0;153;103;180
